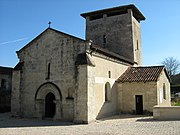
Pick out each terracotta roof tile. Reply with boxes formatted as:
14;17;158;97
117;66;167;82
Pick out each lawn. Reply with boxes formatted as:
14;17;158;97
171;101;180;106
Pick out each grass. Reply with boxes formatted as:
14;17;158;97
171;101;180;106
174;102;180;106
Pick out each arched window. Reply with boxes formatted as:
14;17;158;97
46;63;51;80
103;35;106;48
108;71;111;78
105;82;111;102
163;83;166;99
137;40;139;50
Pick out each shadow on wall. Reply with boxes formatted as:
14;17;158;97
0;90;11;113
96;83;118;119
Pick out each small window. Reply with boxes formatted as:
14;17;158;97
103;35;106;47
105;82;111;102
1;79;6;88
46;63;51;80
105;88;108;101
108;71;111;78
163;83;166;99
137;40;139;50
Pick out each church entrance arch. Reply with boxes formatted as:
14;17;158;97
35;82;62;120
45;92;55;118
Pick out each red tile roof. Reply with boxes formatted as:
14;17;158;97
117;66;170;83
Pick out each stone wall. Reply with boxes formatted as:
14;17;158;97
87;65;96;122
86;9;142;65
74;65;88;123
74;51;130;123
117;82;157;114
11;70;21;116
156;70;171;106
14;29;88;121
88;52;129;119
117;70;171;114
153;106;180;120
132;15;142;65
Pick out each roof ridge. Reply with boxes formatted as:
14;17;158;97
131;65;165;68
17;27;86;53
49;28;86;41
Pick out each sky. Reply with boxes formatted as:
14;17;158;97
0;0;180;68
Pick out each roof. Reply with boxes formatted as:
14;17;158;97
17;28;85;53
81;4;145;21
16;27;134;65
117;66;170;83
90;45;134;65
0;66;13;75
16;25;135;66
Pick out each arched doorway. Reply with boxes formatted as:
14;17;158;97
45;92;56;118
35;82;62;120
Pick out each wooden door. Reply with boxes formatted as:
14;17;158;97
135;95;143;115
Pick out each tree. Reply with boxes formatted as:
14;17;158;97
162;57;180;77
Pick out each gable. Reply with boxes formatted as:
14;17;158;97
16;28;135;66
17;28;85;54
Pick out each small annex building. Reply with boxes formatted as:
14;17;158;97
117;66;171;115
11;4;171;123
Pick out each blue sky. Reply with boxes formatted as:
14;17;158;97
0;0;180;67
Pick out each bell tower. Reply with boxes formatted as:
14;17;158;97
81;4;145;65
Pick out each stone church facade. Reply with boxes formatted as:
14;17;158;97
11;4;171;123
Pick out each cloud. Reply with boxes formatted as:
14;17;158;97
0;37;28;45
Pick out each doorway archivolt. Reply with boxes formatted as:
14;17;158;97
34;82;62;119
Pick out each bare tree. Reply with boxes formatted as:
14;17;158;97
162;57;180;77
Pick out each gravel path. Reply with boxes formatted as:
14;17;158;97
0;113;180;135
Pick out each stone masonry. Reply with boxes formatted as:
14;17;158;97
11;4;171;123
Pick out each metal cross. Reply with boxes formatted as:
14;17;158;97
48;21;51;28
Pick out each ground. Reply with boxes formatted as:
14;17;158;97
0;113;180;135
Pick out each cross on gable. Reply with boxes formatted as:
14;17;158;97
48;21;51;28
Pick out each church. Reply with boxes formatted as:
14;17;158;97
11;4;171;123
